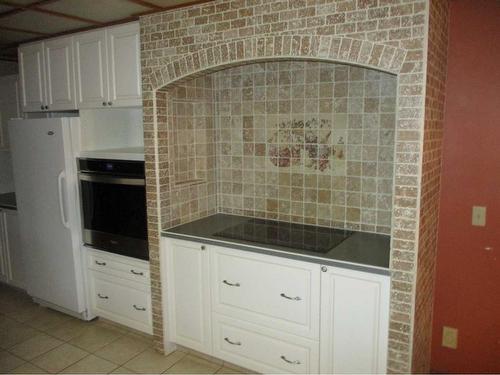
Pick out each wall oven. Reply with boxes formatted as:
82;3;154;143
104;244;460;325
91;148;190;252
78;158;148;260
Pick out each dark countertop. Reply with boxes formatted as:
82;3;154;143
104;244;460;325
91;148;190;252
0;192;16;210
162;214;391;275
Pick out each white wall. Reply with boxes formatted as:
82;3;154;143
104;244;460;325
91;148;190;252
0;61;17;76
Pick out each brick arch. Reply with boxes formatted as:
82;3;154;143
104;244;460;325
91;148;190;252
148;35;407;90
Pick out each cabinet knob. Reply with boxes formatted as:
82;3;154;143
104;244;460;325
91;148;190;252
45;105;49;110
102;102;107;106
321;266;327;272
40;105;44;110
108;101;112;106
200;245;206;251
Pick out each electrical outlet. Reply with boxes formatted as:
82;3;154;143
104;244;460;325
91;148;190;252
472;206;487;226
442;326;458;349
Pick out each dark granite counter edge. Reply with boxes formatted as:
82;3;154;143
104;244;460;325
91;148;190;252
162;231;391;276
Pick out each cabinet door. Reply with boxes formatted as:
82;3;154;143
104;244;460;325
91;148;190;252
106;22;142;107
320;266;390;374
162;237;212;355
74;29;108;109
4;209;24;288
18;43;45;112
0;210;8;282
44;36;77;110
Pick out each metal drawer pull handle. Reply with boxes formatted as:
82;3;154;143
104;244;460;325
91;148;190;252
223;280;241;287
133;304;146;311
97;293;109;299
280;293;302;301
95;260;106;266
280;356;301;365
130;269;144;275
224;337;241;346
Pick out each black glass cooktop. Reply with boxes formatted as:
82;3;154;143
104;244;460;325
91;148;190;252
214;218;353;254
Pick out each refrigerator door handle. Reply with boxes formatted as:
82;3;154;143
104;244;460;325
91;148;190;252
57;171;70;228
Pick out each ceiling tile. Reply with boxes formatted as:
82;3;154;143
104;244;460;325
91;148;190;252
0;29;35;45
42;0;149;23
0;10;90;34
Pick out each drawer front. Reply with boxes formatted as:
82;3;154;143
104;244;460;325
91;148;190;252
211;246;320;339
88;249;150;284
90;271;152;329
213;314;319;374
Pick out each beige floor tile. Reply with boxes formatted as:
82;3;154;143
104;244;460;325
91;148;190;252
11;362;48;373
26;307;74;332
31;343;88;373
48;319;94;342
109;366;137;374
9;333;63;361
124;349;186;374
69;325;122;352
0;318;39;350
164;354;222;374
94;336;150;365
63;354;118;374
0;350;26;373
2;300;41;322
216;367;244;374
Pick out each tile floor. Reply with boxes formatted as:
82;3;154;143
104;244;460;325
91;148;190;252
0;284;242;374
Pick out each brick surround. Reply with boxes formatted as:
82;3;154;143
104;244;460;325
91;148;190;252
139;1;449;372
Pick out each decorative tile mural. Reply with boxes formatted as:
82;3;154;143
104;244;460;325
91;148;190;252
214;61;397;234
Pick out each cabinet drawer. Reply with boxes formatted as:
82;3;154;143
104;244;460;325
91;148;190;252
89;271;152;334
210;246;320;339
87;248;150;284
213;314;319;374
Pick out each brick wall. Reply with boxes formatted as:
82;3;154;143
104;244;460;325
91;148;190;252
412;0;449;372
139;1;448;372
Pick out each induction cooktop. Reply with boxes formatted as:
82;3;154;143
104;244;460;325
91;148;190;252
214;218;353;253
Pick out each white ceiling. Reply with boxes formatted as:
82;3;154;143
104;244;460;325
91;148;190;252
0;0;213;61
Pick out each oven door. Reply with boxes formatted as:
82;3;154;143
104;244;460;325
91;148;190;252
79;173;148;260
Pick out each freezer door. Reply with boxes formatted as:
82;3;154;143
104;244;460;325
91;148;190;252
9;118;84;313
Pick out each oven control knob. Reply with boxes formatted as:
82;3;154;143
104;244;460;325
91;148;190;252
321;266;328;272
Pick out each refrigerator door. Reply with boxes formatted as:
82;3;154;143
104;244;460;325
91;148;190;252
9;118;85;313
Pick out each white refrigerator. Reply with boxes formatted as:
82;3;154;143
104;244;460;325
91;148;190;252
9;117;88;317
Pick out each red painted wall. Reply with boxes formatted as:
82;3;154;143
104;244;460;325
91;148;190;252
431;0;500;372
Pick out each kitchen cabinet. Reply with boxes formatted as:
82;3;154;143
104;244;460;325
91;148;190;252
319;265;390;374
0;209;24;288
163;238;212;355
18;36;77;112
74;22;141;109
85;247;152;334
161;236;390;374
18;43;45;112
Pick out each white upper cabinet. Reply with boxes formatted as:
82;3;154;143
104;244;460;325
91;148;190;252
107;22;142;106
74;29;108;109
319;266;390;374
18;21;141;112
18;43;45;112
74;22;142;109
44;36;77;111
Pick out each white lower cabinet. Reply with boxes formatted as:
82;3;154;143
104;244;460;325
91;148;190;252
86;248;152;334
320;265;390;374
161;237;390;374
0;209;24;288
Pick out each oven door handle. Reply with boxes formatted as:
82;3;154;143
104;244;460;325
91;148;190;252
78;173;145;186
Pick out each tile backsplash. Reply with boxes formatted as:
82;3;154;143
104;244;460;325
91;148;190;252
214;61;396;234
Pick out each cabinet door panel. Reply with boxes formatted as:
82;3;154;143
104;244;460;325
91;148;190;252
320;266;390;374
74;29;108;109
162;238;212;355
18;43;45;112
107;23;141;107
44;36;77;110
